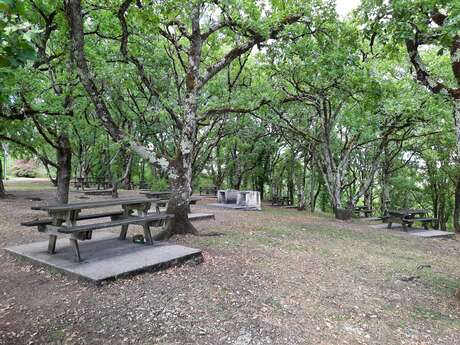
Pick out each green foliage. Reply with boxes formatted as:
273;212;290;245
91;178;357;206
0;0;457;228
0;0;36;67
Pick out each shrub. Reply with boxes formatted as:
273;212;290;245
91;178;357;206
12;159;38;178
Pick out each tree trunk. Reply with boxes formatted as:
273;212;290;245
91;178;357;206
155;153;197;240
55;134;72;204
0;156;6;198
454;174;460;233
364;182;373;216
121;151;133;189
309;161;316;212
111;180;119;198
438;191;447;231
139;159;146;188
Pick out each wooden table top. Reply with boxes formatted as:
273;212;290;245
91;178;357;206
388;209;428;216
35;198;160;212
140;191;171;195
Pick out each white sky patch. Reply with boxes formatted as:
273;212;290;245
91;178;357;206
336;0;361;17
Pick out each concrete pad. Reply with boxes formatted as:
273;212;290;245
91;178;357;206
369;223;455;239
4;232;202;283
407;230;455;239
206;203;261;211
188;213;215;221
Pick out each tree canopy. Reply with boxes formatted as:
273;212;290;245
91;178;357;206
0;0;458;233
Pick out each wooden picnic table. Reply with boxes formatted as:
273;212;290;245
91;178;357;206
386;209;435;231
271;196;291;206
353;206;372;218
140;192;201;204
199;186;218;196
139;191;171;199
73;177;111;191
26;198;169;262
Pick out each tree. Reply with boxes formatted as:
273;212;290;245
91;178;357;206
359;0;460;231
64;0;317;238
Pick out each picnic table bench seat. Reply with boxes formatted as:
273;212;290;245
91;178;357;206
21;210;125;228
54;214;172;234
402;216;437;230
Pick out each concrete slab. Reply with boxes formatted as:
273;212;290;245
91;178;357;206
4;232;202;283
369;223;455;239
206;203;261;211
407;230;455;239
188;213;215;221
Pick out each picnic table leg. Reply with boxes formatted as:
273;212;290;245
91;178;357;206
402;223;407;231
423;222;429;230
119;205;130;240
143;224;153;245
138;205;154;244
387;222;392;229
48;235;57;254
119;224;129;240
47;211;66;254
69;237;81;262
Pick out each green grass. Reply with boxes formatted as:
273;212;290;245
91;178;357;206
4;179;54;191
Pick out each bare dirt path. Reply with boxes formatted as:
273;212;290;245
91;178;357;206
1;182;459;344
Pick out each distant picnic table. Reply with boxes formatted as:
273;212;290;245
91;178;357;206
73;177;111;191
22;198;171;262
199;186;218;196
353;206;372;218
386;209;436;231
140;191;171;199
271;196;291;206
140;191;202;208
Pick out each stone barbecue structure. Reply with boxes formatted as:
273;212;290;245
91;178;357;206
215;189;262;210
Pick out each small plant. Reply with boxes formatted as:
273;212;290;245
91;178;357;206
12;159;38;178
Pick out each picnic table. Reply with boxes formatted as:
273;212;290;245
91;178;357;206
140;191;202;208
22;198;171;262
271;196;291;206
199;186;218;196
386;209;436;231
73;177;111;191
353;206;372;218
139;191;171;199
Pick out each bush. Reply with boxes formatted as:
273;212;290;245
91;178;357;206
12;159;38;178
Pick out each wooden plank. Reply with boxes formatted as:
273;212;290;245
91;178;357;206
55;215;173;234
140;191;171;197
21;210;125;227
36;198;158;212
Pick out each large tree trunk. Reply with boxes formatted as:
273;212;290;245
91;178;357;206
156;153;197;240
0;156;6;198
55;134;72;204
156;14;201;239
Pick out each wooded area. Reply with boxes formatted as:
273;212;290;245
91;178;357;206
1;0;459;235
2;1;460;344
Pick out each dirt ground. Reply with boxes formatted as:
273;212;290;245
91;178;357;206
1;180;459;345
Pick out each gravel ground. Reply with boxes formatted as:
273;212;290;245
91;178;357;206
1;180;459;345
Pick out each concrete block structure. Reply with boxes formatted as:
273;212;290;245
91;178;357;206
217;189;261;210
